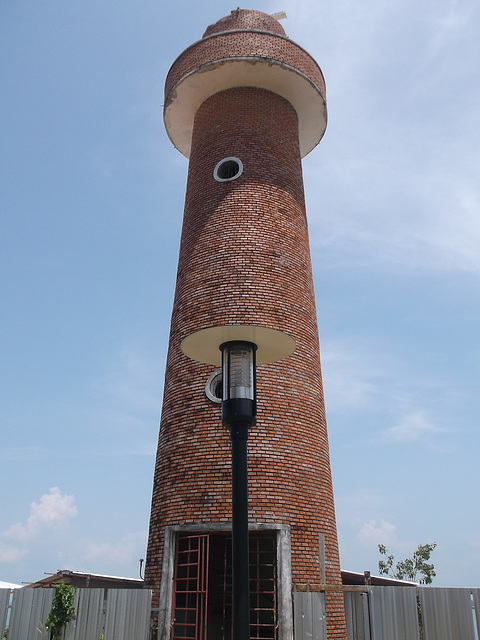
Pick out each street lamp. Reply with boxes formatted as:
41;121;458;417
180;325;295;640
221;341;257;640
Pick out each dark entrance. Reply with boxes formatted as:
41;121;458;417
171;531;277;640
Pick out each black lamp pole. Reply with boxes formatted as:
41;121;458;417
221;341;257;640
230;420;250;640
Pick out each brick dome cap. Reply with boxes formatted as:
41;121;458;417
203;8;286;37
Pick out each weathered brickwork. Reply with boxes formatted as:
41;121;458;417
203;9;286;37
165;32;326;111
146;9;346;639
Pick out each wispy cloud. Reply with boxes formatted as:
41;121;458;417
382;410;447;444
82;531;147;566
76;344;163;457
336;489;390;525
279;0;480;275
357;520;426;559
428;1;477;61
358;519;397;547
0;542;26;563
306;146;480;273
1;445;50;462
94;346;162;413
321;341;384;413
321;337;456;451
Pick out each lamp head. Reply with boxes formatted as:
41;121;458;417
221;341;257;427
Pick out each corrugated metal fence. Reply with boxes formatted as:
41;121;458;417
345;586;479;640
293;590;326;640
294;586;480;640
2;585;480;640
0;588;152;640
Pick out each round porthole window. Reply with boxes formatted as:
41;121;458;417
205;369;223;403
213;157;243;182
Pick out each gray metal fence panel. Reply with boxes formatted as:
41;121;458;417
344;591;370;640
293;591;326;640
472;589;480;639
419;587;475;640
104;589;152;640
0;589;12;634
369;586;420;640
64;589;105;640
8;588;54;639
4;585;480;640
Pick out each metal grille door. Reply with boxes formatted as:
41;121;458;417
171;532;277;640
172;534;209;640
250;534;277;639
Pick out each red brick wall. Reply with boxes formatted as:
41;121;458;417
165;30;326;107
146;86;346;638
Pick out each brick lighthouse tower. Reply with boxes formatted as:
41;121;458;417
145;9;347;640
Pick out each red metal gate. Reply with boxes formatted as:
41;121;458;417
171;534;209;640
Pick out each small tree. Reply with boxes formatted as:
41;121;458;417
378;542;436;584
45;582;77;640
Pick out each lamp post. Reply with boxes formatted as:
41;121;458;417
221;341;257;640
180;325;295;639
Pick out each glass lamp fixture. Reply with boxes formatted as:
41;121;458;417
221;341;257;427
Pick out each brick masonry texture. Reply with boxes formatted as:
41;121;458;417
146;9;346;639
203;9;287;37
165;19;325;106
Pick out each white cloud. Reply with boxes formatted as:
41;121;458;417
4;487;77;542
358;519;397;547
383;410;447;443
0;488;77;566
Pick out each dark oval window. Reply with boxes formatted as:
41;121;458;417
213;157;243;182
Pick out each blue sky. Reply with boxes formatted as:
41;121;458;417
1;0;479;587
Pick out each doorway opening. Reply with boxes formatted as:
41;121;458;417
171;531;277;640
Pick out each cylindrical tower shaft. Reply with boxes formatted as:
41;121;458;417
146;9;347;639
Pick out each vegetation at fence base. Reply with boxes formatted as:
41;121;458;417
3;628;8;640
417;595;426;640
45;582;77;640
378;542;436;584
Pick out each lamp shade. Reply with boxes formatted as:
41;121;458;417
180;324;295;366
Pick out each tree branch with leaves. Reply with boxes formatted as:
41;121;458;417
378;542;436;584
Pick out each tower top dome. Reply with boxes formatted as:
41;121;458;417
203;8;286;38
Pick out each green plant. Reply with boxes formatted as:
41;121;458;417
45;582;77;640
378;542;437;584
